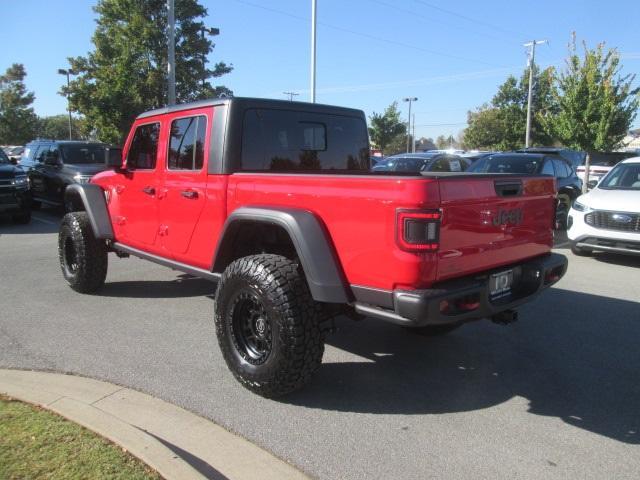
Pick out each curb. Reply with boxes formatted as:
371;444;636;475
0;369;308;480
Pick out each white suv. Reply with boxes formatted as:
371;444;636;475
568;157;640;256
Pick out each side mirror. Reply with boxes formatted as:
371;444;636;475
105;147;123;168
587;179;598;190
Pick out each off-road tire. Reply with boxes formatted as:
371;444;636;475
12;210;31;224
58;212;108;293
570;241;592;257
405;324;461;336
214;254;325;397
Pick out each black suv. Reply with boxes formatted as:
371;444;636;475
467;152;582;228
0;148;31;223
20;140;110;210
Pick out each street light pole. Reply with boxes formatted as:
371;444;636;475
310;0;317;103
57;68;75;140
167;0;176;105
201;26;220;90
403;97;417;153
524;39;547;148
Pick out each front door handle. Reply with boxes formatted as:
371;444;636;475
180;190;198;199
142;186;155;195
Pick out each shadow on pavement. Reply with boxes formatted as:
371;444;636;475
591;252;640;268
282;288;640;445
98;275;214;298
0;214;59;235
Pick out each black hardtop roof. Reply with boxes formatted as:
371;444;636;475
136;96;365;120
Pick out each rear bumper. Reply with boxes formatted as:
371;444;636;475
352;253;568;327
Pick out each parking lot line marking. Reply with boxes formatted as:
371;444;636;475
31;214;58;225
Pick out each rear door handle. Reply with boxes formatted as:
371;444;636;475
142;186;155;195
180;190;198;199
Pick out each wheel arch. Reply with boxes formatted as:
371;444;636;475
212;207;350;304
64;184;114;240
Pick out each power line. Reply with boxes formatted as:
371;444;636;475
368;0;511;43
231;0;504;67
414;122;467;127
283;91;300;101
411;0;532;41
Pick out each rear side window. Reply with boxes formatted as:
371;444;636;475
552;159;569;178
127;123;160;169
240;109;369;172
168;115;207;170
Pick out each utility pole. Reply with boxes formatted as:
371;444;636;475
403;97;417;153
310;0;317;103
201;27;220;90
167;0;176;106
412;113;416;152
283;91;299;101
524;39;547;148
57;68;75;140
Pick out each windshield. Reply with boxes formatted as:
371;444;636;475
469;155;543;174
373;157;430;172
60;144;106;164
598;163;640;190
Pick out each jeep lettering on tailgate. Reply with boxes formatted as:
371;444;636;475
492;208;523;227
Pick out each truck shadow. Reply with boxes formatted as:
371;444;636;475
282;288;640;445
97;275;214;298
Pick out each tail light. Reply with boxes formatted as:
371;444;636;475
396;209;441;252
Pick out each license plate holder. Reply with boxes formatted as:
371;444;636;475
489;270;513;300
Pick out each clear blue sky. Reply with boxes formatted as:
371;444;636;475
1;0;638;140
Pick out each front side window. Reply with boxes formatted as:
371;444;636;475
240;109;369;172
127;123;160;169
168;115;207;170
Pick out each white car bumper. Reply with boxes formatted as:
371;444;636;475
567;208;640;255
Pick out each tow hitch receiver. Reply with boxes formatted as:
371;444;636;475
491;309;518;325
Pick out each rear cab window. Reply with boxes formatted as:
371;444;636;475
240;109;369;173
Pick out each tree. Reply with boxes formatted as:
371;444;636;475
414;136;435;151
547;37;639;154
0;64;39;145
368;102;406;155
37;115;92;140
66;0;233;143
463;66;556;150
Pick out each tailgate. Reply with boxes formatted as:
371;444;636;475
435;175;555;281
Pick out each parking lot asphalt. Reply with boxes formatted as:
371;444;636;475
1;208;639;480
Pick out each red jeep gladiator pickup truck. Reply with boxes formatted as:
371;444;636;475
59;97;567;397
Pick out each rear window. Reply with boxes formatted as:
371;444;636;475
469;155;543;174
60;144;107;164
240;109;369;172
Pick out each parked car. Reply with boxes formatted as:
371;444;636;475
0;148;31;223
462;151;494;162
568;157;640;257
574;152;638;187
20;140;111;210
467;152;582;228
516;147;585;170
2;146;24;164
372;152;470;173
57;97;566;397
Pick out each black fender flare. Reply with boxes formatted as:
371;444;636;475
213;206;350;304
64;184;114;240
